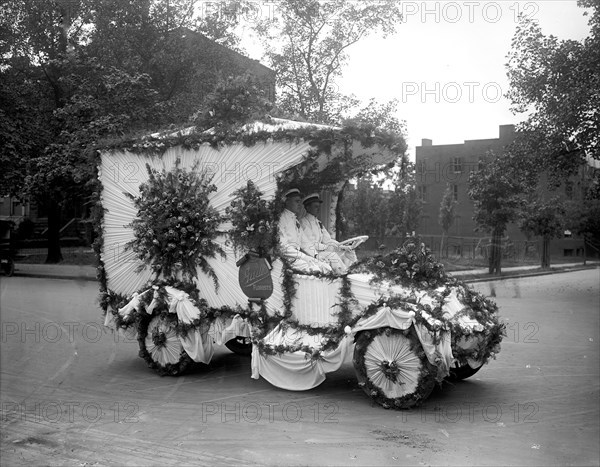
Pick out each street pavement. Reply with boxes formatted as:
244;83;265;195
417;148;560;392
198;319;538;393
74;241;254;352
0;269;598;466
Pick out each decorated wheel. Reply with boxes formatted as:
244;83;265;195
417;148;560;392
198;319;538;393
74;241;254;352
447;362;483;381
137;314;193;376
353;327;437;409
225;336;253;356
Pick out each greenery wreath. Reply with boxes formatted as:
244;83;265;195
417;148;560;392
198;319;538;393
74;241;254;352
125;160;225;288
136;312;195;376
351;236;449;289
353;326;438;410
226;180;276;257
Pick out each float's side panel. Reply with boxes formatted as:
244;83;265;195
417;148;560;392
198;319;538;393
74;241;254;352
99;141;312;300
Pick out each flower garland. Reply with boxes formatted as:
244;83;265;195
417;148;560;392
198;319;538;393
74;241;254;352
226;181;276;257
125;161;225;288
350;236;449;289
353;326;438;409
136;312;195;376
97;119;405;161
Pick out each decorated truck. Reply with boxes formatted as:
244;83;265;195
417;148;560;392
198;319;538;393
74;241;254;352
98;117;504;409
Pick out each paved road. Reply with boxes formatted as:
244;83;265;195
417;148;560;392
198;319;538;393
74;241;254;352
0;270;598;466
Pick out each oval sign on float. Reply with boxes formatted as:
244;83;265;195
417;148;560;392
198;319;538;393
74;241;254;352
238;256;273;299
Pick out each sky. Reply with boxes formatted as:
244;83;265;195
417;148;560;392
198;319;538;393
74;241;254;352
234;1;592;160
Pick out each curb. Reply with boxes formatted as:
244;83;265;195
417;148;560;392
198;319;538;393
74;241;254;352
457;264;599;284
11;272;97;282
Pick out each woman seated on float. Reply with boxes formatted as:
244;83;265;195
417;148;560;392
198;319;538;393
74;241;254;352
299;193;356;275
277;188;332;274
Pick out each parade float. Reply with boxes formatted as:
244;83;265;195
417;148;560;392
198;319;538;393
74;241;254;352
96;117;504;409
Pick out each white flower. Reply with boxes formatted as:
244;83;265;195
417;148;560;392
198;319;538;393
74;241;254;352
344;326;352;335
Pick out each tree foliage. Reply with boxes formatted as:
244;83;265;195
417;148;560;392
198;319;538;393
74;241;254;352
0;0;246;262
468;154;525;273
502;0;600;264
193;74;274;132
438;184;457;257
254;0;403;123
518;197;565;268
438;184;457;236
339;98;417;242
506;0;600;179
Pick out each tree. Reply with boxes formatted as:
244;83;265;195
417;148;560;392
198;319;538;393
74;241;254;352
468;154;525;274
193;74;274;132
338;98;418;243
438;184;457;258
519;197;565;268
506;0;600;181
565;170;600;261
254;0;403;123
0;0;244;262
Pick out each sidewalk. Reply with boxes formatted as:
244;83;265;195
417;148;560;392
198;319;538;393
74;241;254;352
9;263;98;281
6;260;599;283
448;261;599;282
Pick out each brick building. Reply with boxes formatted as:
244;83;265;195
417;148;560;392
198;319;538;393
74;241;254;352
415;124;590;258
416;124;519;238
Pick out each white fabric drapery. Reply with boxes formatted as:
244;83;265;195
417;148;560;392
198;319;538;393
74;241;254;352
250;302;455;390
250;324;353;390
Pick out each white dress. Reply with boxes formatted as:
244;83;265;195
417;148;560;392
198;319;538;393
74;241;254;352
300;213;355;274
278;209;332;274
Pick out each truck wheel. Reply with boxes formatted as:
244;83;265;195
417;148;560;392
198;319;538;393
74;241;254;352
353;327;437;409
225;336;253;356
137;314;193;376
447;362;483;381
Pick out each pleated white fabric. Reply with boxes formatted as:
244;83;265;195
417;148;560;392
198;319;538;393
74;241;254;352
99;141;311;297
292;275;342;326
364;333;421;398
145;318;183;366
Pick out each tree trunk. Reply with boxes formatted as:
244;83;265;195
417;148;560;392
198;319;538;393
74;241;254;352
489;228;502;275
46;198;63;263
541;236;550;269
439;232;445;259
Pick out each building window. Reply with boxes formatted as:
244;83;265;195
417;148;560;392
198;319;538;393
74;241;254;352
417;185;427;202
452;157;463;173
452;184;459;201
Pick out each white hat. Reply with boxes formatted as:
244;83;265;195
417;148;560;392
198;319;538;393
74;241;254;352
283;188;301;199
302;193;323;205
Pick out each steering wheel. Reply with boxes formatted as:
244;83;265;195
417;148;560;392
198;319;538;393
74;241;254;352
340;235;369;250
